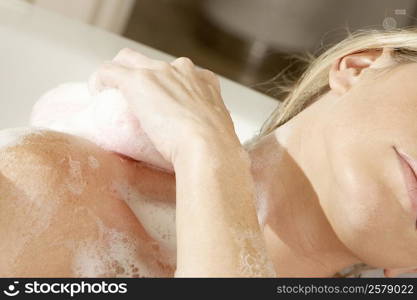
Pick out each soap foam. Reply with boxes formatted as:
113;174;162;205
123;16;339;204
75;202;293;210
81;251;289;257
72;227;163;277
232;228;276;277
31;82;174;172
111;181;177;254
72;232;143;277
253;184;269;228
65;156;86;195
5;182;60;269
70;205;173;277
0;127;44;150
70;207;144;277
88;155;100;169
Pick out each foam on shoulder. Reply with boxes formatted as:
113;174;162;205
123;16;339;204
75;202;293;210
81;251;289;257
0;127;45;150
111;181;177;255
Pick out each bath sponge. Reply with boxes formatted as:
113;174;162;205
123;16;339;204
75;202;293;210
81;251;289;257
30;82;172;172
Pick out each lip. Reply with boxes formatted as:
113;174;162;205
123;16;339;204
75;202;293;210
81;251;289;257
394;147;417;217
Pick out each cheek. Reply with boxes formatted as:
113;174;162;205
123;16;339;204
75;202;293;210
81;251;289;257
325;145;417;267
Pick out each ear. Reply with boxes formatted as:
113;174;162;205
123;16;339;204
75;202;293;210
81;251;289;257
329;47;395;95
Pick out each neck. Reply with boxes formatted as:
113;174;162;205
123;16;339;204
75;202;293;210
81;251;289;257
245;102;360;277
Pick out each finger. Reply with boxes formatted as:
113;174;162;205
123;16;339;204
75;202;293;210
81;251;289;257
95;62;133;92
171;57;216;95
194;68;224;109
168;57;198;96
113;48;170;70
171;57;195;74
172;57;220;90
198;69;221;91
212;87;231;116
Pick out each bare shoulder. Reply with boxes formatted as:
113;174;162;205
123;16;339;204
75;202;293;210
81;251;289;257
0;128;176;277
0;127;175;199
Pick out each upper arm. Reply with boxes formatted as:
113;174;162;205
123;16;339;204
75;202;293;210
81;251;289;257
0;129;104;275
0;129;138;276
0;128;176;277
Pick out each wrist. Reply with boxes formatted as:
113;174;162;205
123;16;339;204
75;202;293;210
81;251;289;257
173;132;250;171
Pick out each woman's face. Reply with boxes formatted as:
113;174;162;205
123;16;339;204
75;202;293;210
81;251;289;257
310;62;417;274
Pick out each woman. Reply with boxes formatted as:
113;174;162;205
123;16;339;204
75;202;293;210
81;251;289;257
1;28;417;277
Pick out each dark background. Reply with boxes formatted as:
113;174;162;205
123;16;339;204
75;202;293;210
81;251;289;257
123;0;417;101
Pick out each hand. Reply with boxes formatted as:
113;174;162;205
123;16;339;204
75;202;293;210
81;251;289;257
94;48;241;167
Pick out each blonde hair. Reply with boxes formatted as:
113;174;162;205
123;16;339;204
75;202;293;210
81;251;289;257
257;28;417;139
252;28;417;277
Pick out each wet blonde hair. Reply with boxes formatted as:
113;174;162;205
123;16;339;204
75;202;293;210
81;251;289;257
256;28;417;139
252;28;417;277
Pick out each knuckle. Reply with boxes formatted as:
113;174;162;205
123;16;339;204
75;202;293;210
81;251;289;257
175;57;194;66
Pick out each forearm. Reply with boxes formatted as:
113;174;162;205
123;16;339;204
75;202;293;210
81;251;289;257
173;136;276;277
